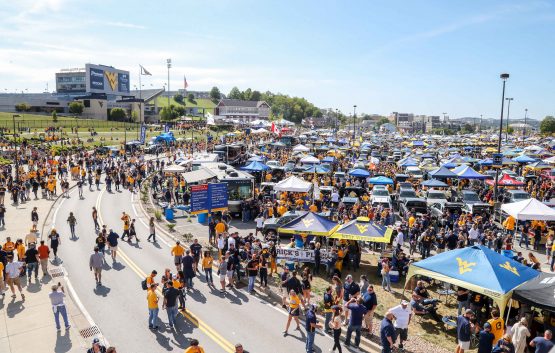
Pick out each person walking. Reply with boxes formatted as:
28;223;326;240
477;322;494;353
389;300;412;351
48;228;61;259
511;318;531;353
171;241;184;272
329;306;343;352
5;256;25;300
67;212;77;239
304;304;321;353
456;309;475;353
24;242;39;281
323;286;334;334
381;257;392;292
184;339;205;353
87;338;107;353
92;207;100;231
31;207;39;229
362;285;378;337
89;247;105;286
49;282;70;331
182;250;195;289
37;240;50;276
344;296;367;349
246;253;258;294
380;311;396;353
147;217;156;242
283;289;302;336
107;229;119;262
162;280;180;330
202;251;214;286
530;330;553;353
147;283;159;330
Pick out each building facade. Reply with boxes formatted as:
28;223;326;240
215;99;270;121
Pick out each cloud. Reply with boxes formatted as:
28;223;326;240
103;21;146;30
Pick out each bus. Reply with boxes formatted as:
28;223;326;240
202;163;255;216
213;143;247;166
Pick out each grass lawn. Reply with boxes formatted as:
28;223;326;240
155;96;216;113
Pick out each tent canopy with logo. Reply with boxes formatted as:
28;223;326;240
485;173;525;187
278;212;339;236
330;217;393;242
405;245;539;316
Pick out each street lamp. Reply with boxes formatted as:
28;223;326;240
12;114;21;182
352;105;357;140
479;114;483;132
167;58;172;110
523;108;528;139
494;73;509;204
505;97;513;142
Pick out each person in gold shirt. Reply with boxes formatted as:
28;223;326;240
184;339;205;353
487;310;505;344
147;283;159;329
309;203;318;213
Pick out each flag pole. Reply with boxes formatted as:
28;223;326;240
138;66;142;140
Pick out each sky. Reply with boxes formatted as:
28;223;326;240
0;0;554;120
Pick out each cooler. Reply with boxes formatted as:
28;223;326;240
197;213;207;223
389;270;399;283
164;208;174;221
285;261;295;271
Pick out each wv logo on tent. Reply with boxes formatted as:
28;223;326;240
499;261;519;276
456;257;476;274
355;224;368;234
302;219;314;228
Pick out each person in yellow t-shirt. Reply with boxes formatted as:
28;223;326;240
277;203;287;216
284;290;302;335
309;203;318;213
16;240;25;261
503;215;516;234
215;220;226;234
408;215;416;228
147;284;159;329
487;310;504;344
183;339;205;353
171;241;185;271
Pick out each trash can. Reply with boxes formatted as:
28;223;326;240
197;213;207;224
164;208;174;221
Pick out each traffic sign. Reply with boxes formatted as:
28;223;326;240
492;153;503;167
190;183;228;215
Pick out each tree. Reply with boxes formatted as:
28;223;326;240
506;126;514;134
243;88;252;101
109;107;127;121
209;86;221;102
174;94;184;104
52;111;58;123
68;102;84;116
174;106;186;117
250;90;261;101
14;102;30;112
130;110;138;123
376;117;389;127
187;93;195;102
160;106;178;121
461;123;475;134
540;116;555;134
228;87;242;99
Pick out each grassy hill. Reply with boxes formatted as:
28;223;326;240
155;97;216;113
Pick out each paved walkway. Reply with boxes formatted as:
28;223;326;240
1;186;93;353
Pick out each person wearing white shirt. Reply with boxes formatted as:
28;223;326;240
5;256;25;300
227;235;236;249
468;225;480;245
331;190;339;204
255;216;265;237
396;231;405;250
389;300;412;350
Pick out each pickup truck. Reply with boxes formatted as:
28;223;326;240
429;202;465;219
399;198;428;217
459;190;491;215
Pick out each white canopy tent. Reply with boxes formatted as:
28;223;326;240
293;144;310;152
274;175;312;193
163;164;187;173
501;198;555;221
300;155;320;164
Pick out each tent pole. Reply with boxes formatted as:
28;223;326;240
505;299;512;326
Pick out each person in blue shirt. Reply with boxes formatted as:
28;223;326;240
304;304;321;353
345;296;367;348
478;322;495;353
456;309;474;353
380;311;396;353
530;330;554;353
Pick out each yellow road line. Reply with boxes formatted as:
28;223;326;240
95;189;235;352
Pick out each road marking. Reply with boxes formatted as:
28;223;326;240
130;193;171;247
96;189;235;352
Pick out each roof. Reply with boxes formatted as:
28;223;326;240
217;99;269;108
182;167;217;183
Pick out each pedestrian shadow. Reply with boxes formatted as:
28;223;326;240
228;287;249;305
112;262;126;271
187;289;207;304
40;275;53;285
26;280;42;293
151;241;162;249
6;299;25;318
168;315;194;348
93;285;111;297
55;329;73;353
69;236;80;242
102;262;112;271
152;326;173;351
51;258;63;266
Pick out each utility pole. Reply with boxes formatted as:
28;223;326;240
352;105;357;141
167;58;172;111
523;108;528;140
505;97;513;142
494;73;509;204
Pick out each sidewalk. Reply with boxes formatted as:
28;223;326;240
1;187;93;353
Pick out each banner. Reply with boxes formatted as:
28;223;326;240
164;124;170;133
190;184;209;214
190;183;228;215
276;248;332;263
140;124;147;144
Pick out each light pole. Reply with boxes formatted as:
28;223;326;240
335;109;339;139
479;114;483;132
352;105;357;140
166;58;172;111
505;97;513;142
494;73;509;204
523;108;528;140
12;114;21;182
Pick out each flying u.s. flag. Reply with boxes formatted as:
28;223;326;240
184;75;189;90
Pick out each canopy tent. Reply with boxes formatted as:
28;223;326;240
501;198;555;221
478;158;493;166
526;161;551;170
406;245;539;316
270;141;287;148
182;168;217;184
543;156;555;164
303;165;330;174
293;144;310;152
247;155;265;162
321;156;337;164
330;217;393;242
240;161;270;172
153;132;176;144
420;153;435;159
278;212;339;236
398;158;419;167
163;164;187;173
441;162;457;169
485;174;525;187
412;140;425;147
300;155;321;164
421;179;448;187
429;166;458;179
512;154;536;164
512;272;555;311
368;176;394;185
348;168;371;178
453;165;489;179
274;175;312;193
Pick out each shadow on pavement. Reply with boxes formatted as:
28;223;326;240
111;261;126;271
93;285;111;297
55;329;73;353
6;299;25;318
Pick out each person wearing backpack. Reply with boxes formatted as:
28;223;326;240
362;285;378;337
142;270;158;290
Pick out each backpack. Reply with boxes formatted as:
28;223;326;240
141;278;148;290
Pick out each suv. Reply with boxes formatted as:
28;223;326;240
502;189;531;203
459;190;491;215
429;202;464;219
426;189;448;206
262;211;307;238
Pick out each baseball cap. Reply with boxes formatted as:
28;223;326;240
401;300;409;305
92;338;100;344
465;309;475;315
483;322;492;329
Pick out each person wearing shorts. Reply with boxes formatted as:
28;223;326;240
5;256;25;299
283;290;301;336
456;309;474;353
171;241;185;272
89;247;105;286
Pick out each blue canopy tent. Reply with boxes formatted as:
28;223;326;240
420;153;435;159
321;156;337;164
454;165;490;179
330;217;393;242
412;140;425;147
247;155;266;162
278;212;339;236
512;155;536;164
406;245;539;316
240;161;270;172
429;166;458;179
478;158;493;166
303;165;330;174
368;176;394;185
441;162;457;169
153;132;176;144
421;179;449;187
348;168;371;178
398;158;419;167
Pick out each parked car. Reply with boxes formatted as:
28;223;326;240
502;189;531;203
429;202;465;219
266;160;281;169
262;211;307;238
425;189;448;206
399;198;428;217
459;189;491;214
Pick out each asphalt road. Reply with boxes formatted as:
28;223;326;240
52;183;341;353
